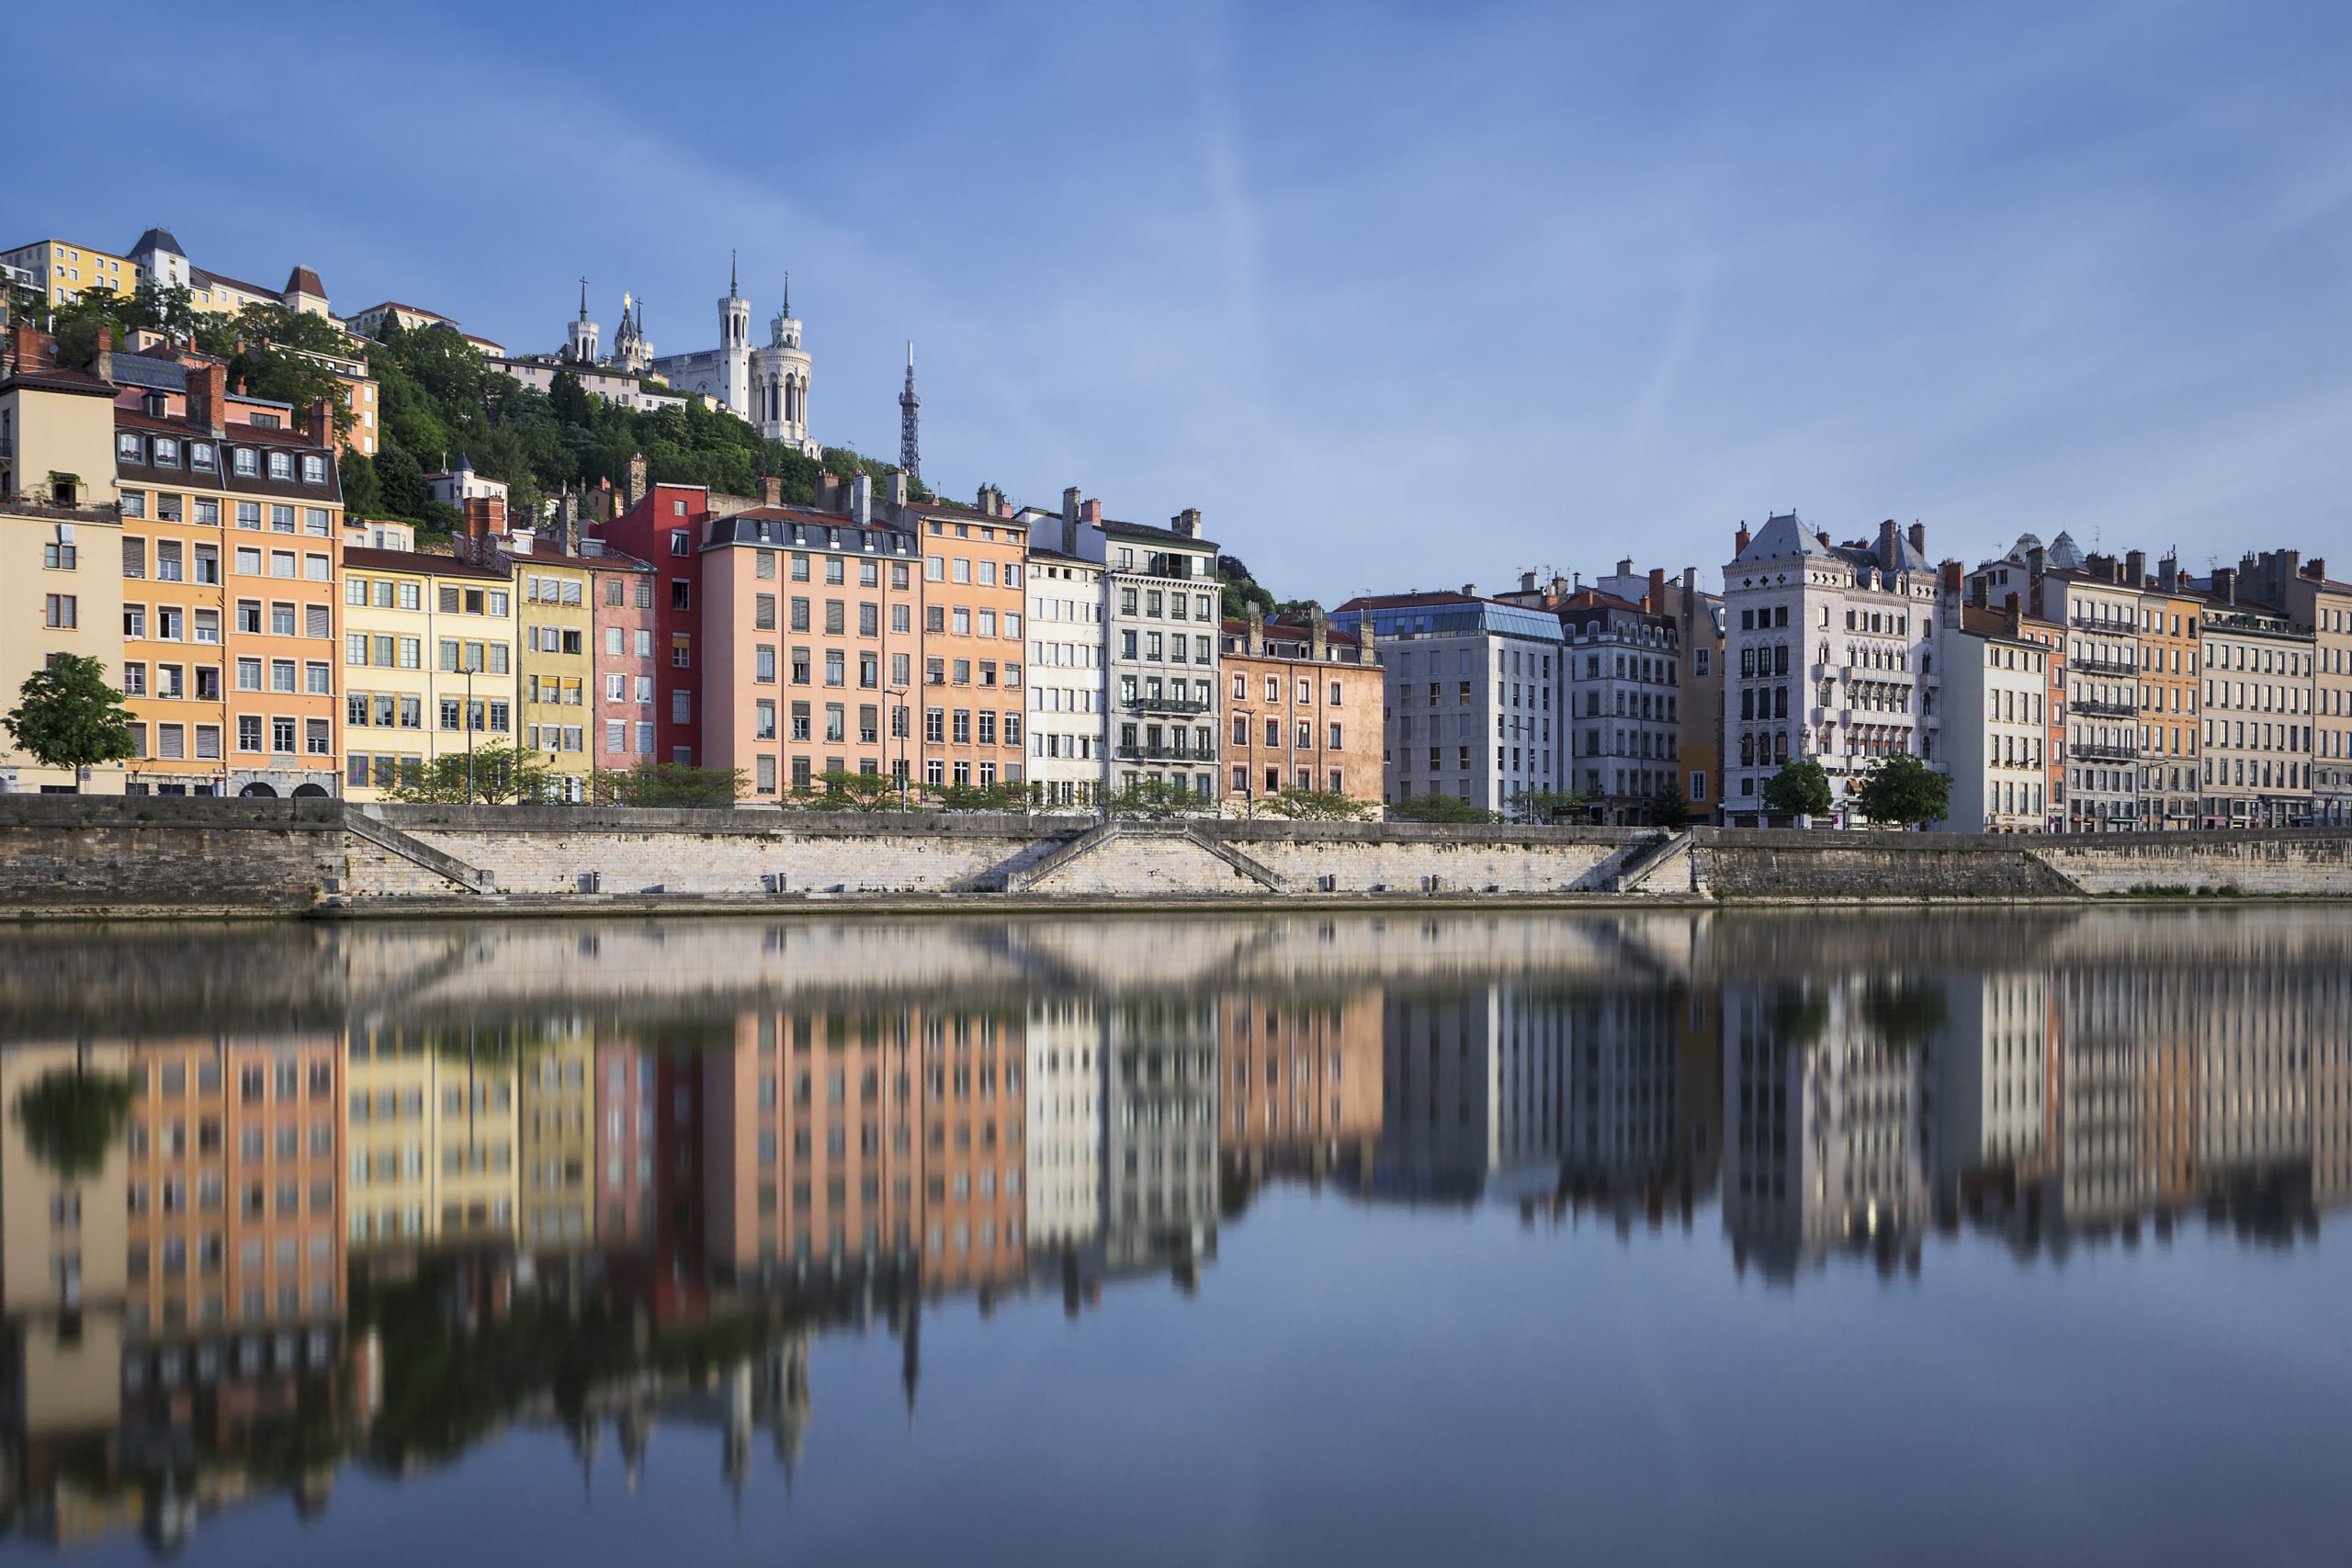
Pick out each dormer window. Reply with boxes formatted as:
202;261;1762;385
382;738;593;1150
300;455;326;484
144;391;168;417
232;447;258;478
118;433;144;463
154;437;179;468
190;443;216;473
250;412;281;430
267;452;292;480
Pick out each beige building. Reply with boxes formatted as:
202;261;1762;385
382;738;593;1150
2199;568;2314;828
1937;602;2049;833
0;326;129;792
2238;548;2352;829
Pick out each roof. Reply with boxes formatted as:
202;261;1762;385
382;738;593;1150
1102;516;1216;547
1334;590;1483;612
191;265;278;299
348;300;456;324
108;355;190;392
1219;616;1360;644
704;505;916;554
284;265;325;298
130;227;186;258
1557;586;1651;616
343;546;512;581
509;541;651;571
1735;511;1936;576
1;366;116;397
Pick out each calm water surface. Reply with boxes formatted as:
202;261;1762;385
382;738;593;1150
0;908;2347;1566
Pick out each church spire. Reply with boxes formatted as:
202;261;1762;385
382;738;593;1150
729;249;739;299
781;271;790;320
578;276;588;321
899;341;921;482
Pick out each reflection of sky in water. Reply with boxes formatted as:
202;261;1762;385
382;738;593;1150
6;908;2350;1567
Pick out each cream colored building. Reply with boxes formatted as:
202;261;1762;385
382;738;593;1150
339;546;518;797
0;344;129;792
344;1024;521;1248
1025;997;1102;1247
1938;604;2049;832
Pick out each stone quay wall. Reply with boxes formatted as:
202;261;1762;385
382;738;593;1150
1;799;2350;915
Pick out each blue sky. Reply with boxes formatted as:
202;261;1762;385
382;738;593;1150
10;1;2351;599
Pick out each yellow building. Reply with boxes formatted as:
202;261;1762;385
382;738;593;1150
514;546;595;801
340;543;518;798
519;1026;596;1252
343;1023;521;1249
1;239;134;306
0;338;129;792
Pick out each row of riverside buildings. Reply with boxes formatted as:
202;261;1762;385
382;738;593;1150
4;286;2347;828
0;321;1386;807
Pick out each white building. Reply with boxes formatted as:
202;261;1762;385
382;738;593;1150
1331;590;1566;814
1023;535;1108;810
1720;513;1945;827
1937;604;2050;833
1025;997;1102;1248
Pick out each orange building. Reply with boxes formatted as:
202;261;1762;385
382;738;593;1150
1218;610;1384;810
1218;987;1385;1181
913;502;1028;795
2138;566;2203;830
700;491;922;798
123;1037;344;1341
115;355;342;795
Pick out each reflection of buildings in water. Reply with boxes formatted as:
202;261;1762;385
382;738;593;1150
520;1024;594;1252
594;1035;658;1250
1;1039;347;1551
922;1007;1030;1295
1375;986;1570;1204
1105;997;1219;1276
1026;997;1102;1249
1219;987;1384;1187
1723;981;1938;1281
344;1023;521;1249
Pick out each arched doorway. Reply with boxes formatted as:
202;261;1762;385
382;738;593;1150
292;783;330;798
238;782;278;798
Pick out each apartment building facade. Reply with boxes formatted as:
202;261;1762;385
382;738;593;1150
1938;604;2050;832
2199;568;2314;828
911;502;1027;795
1557;586;1679;824
513;543;595;800
2239;547;2352;828
1103;511;1222;800
338;547;516;797
1721;513;1944;826
2136;558;2204;831
1024;545;1107;809
1217;610;1384;809
1331;590;1566;812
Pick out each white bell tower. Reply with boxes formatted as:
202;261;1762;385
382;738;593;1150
717;251;752;418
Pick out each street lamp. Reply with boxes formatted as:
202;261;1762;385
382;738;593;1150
885;685;910;809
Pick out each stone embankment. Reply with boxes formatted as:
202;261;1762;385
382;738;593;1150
0;797;2347;917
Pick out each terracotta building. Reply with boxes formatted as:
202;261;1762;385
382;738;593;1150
910;499;1028;795
1217;609;1383;810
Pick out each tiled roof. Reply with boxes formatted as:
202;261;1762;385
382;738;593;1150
284;265;325;298
130;227;187;258
344;546;511;580
1102;515;1216;547
191;265;277;299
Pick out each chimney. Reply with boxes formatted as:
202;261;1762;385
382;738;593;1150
1617;557;1635;578
1877;519;1898;571
2158;555;2178;592
1246;601;1264;654
1080;498;1102;525
1816;531;1833;550
558;487;581;556
1171;507;1202;538
2212;567;2236;604
303;396;334;445
2308;558;2326;581
1520;570;1539;594
2125;548;2147;586
1061;486;1080;525
1970;571;1987;609
1550;574;1566;599
1939;559;1962;598
6;321;44;377
1308;608;1329;664
1734;523;1751;556
757;475;784;507
2027;545;2045;580
888;469;908;509
1646;567;1667;614
192;361;227;435
1907;522;1927;557
624;453;649;513
93;326;114;384
851;472;872;526
1460;582;1477;598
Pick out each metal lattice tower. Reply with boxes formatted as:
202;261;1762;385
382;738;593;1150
899;341;921;481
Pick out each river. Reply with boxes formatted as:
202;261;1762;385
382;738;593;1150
0;908;2346;1565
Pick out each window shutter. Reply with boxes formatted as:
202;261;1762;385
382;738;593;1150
306;604;331;638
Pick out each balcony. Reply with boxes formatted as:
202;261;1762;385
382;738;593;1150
2073;741;2141;762
2072;697;2137;717
1115;742;1203;762
2073;654;2137;677
1125;694;1210;716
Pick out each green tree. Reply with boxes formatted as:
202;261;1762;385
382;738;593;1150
340;449;383;518
593;761;745;808
1259;787;1373;821
1506;786;1587;824
384;742;552;805
223;303;356;436
1106;776;1207;819
1388;792;1502;825
797;770;904;810
4;655;136;782
1650;779;1692;829
933;781;1030;813
124;281;199;346
1854;753;1951;829
1761;758;1833;818
15;1065;136;1183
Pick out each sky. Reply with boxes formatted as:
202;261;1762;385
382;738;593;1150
10;0;2352;601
